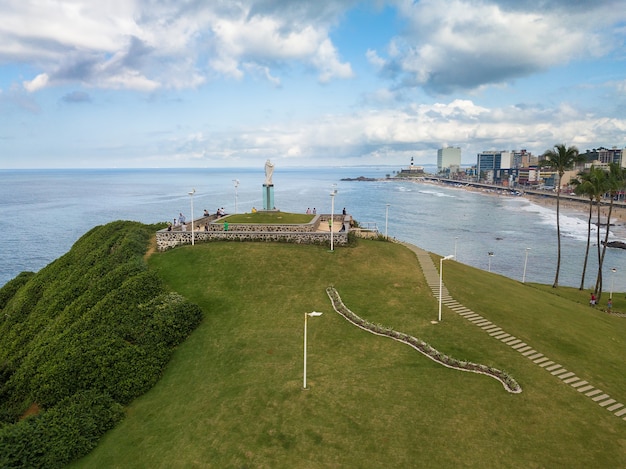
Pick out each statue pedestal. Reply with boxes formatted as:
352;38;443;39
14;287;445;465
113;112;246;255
263;184;274;211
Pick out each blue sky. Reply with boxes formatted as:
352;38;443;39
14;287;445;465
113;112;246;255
1;0;625;169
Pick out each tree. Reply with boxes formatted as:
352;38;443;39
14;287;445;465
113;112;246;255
540;144;584;288
571;166;606;290
595;163;626;299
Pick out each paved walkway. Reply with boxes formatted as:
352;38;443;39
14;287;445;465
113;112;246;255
401;242;626;422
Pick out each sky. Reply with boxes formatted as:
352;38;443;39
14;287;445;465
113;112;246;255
1;0;625;169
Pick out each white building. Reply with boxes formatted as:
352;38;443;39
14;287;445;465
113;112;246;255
437;147;461;173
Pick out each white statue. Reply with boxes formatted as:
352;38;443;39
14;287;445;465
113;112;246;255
264;159;274;185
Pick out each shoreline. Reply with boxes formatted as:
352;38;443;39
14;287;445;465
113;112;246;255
413;177;626;239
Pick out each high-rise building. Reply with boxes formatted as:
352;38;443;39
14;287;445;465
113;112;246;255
437;147;461;173
582;147;624;166
476;150;513;183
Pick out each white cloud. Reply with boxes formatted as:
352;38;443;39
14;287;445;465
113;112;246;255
379;0;623;94
161;97;625;166
23;73;49;92
2;0;354;92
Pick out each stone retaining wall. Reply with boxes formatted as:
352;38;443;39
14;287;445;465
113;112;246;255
156;214;348;251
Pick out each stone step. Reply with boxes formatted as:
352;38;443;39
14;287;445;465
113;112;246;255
599;399;616;407
570;380;588;388
577;385;595;393
614;407;626;417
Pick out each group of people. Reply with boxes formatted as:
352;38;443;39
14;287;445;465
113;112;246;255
589;292;613;312
305;208;317;214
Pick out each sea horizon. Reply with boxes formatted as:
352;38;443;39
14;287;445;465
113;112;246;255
3;166;626;294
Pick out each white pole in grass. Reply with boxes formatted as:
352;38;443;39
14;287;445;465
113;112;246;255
385;203;390;239
303;311;323;389
438;255;454;322
188;188;196;245
330;189;337;251
610;267;617;299
522;247;531;283
233;179;239;214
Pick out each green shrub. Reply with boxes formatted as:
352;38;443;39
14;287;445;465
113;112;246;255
0;221;203;466
0;390;124;469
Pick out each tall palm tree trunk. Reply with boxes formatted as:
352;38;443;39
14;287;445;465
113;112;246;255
553;176;562;288
596;198;615;298
579;198;593;290
594;201;603;299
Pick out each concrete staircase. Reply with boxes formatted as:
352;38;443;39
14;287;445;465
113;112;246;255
401;241;626;422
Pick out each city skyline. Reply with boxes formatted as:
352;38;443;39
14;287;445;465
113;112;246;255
1;0;625;169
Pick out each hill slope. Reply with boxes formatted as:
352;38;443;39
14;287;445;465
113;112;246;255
0;221;203;468
74;239;626;468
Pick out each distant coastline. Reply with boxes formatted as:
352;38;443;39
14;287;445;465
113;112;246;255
344;173;626;238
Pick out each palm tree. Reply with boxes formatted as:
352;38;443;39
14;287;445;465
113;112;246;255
540;144;584;288
595;163;626;299
571;166;606;290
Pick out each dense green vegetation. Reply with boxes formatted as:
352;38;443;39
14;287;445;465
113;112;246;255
0;221;203;468
74;239;625;468
218;211;314;224
2;222;624;468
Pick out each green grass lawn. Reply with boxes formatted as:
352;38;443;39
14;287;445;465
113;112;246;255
216;211;314;224
72;240;626;468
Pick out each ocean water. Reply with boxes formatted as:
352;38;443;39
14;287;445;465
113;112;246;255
2;167;626;293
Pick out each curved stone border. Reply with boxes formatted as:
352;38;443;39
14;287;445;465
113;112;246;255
401;242;626;422
325;287;522;393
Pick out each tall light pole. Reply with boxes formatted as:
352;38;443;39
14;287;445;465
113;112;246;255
522;247;531;283
454;236;459;260
488;251;494;272
188;188;196;245
330;189;337;251
611;268;617;299
438;255;454;322
385;203;390;239
232;179;239;214
303;311;323;389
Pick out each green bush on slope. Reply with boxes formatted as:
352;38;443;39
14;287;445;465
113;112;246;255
0;221;203;468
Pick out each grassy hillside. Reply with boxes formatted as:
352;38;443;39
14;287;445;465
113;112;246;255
72;239;626;468
0;221;203;468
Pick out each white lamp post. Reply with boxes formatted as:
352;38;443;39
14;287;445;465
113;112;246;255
233;179;239;214
303;311;323;389
188;188;196;245
330;189;337;251
438;255;454;322
611;268;617;299
522;247;531;283
454;236;459;260
385;203;390;239
488;251;494;272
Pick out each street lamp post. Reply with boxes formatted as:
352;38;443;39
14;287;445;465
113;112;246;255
188;188;196;245
330;189;337;251
303;311;323;389
438;255;454;322
488;251;494;272
385;203;390;239
522;247;531;283
611;268;617;299
233;179;239;214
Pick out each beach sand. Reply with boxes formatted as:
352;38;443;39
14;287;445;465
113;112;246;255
419;178;626;236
